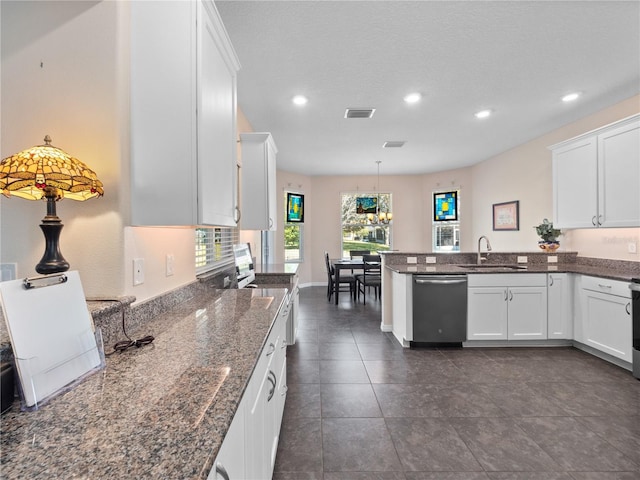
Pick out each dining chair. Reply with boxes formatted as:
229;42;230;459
324;251;356;302
355;254;381;304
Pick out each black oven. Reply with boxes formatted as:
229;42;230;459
631;278;640;379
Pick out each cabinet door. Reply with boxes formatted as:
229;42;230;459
552;136;598;228
582;289;633;362
508;287;548;340
245;363;269;479
240;133;278;230
130;1;197;226
209;396;245;480
467;287;508;340
547;273;573;339
597;118;640;227
197;0;240;226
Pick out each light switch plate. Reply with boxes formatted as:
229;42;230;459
0;263;17;282
629;242;637;254
547;255;558;263
407;257;417;264
166;254;174;277
517;256;528;264
426;257;437;264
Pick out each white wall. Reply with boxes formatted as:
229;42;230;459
470;94;640;260
1;2;206;303
1;1;126;297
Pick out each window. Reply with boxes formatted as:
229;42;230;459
284;224;303;262
341;192;392;257
195;227;238;274
432;189;460;252
284;192;304;262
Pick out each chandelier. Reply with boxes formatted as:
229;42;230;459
367;161;392;225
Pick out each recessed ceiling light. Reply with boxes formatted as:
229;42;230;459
292;95;308;106
403;93;422;104
474;109;492;119
562;92;581;103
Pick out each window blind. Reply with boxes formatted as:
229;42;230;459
195;227;239;275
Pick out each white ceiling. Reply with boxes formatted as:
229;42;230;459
216;1;640;177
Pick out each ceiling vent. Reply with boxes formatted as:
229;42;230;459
383;141;405;148
344;108;375;119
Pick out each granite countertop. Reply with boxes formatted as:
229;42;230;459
0;286;287;480
386;263;639;283
253;263;299;275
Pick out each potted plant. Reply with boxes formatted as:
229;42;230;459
534;218;561;252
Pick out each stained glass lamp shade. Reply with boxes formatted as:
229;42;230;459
1;135;104;274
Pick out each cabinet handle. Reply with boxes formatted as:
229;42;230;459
215;462;230;480
592;215;597;226
269;218;274;229
626;302;631;315
509;291;513;301
234;206;241;223
597;283;612;289
598;214;603;226
267;370;276;401
549;276;554;287
281;341;287;350
281;385;288;396
504;290;508;301
266;342;276;356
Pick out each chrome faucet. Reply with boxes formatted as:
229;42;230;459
477;235;492;264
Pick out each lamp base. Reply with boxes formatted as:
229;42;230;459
36;217;69;275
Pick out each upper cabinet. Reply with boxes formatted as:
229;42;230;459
130;0;240;226
550;114;639;229
240;133;278;231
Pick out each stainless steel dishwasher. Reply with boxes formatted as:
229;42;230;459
412;275;467;347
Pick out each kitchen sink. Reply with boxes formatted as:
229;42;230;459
455;264;528;272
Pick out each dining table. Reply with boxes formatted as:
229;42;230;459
331;257;381;305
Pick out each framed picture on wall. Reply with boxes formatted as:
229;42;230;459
433;191;458;222
493;200;519;231
286;192;304;223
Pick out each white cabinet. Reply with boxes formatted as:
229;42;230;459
550;114;640;229
579;276;633;362
209;395;245;480
245;299;287;479
130;0;240;226
240;133;278;230
197;0;240;227
547;273;573;339
391;272;413;346
467;274;547;341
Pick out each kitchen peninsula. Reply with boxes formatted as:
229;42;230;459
382;251;640;373
0;285;288;479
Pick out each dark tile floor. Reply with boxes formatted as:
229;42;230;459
274;286;640;480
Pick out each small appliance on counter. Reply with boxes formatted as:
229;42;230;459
233;243;256;289
631;278;640;380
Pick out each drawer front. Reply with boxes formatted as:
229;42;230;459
581;275;630;298
468;273;547;288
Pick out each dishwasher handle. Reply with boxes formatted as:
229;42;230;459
414;276;467;285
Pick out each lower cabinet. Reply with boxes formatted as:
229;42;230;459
212;301;288;480
467;274;548;341
579;275;633;362
209;395;246;480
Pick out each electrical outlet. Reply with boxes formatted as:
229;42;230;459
629;242;637;254
133;258;145;285
407;257;417;264
517;256;528;264
166;254;174;277
547;255;558;263
0;263;17;282
426;257;437;264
